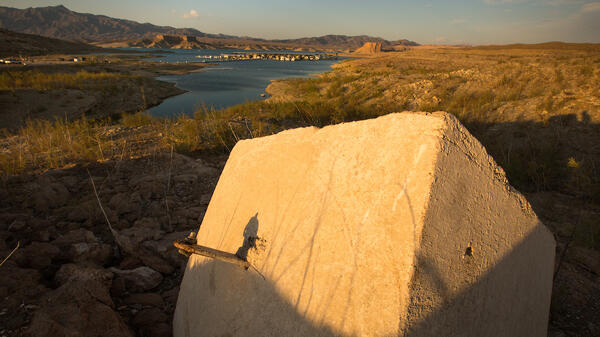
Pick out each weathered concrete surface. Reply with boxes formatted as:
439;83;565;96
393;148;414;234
174;112;555;337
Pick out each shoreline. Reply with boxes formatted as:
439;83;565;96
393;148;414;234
0;55;212;131
145;57;340;117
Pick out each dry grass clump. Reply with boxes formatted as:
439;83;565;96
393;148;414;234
0;70;130;91
0;117;114;175
0;113;164;177
120;111;157;128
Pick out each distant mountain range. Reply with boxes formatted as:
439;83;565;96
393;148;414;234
0;5;418;51
0;5;233;42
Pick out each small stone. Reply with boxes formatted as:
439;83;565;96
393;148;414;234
54;264;113;286
52;229;98;246
125;212;139;223
109;193;137;215
31;193;49;212
8;220;27;232
173;174;197;185
132;308;168;327
21;242;60;269
199;193;212;205
29;256;53;270
120;227;163;246
110;277;127;298
104;207;119;225
31;182;70;210
130;191;142;203
119;256;143;270
67;207;89;222
32;230;51;242
139;323;171;337
143;231;188;255
137;248;175;275
61;176;79;191
186;207;205;220
147;201;165;217
115;219;130;230
566;246;600;276
123;293;164;308
109;267;163;292
128;176;155;189
134;218;160;230
109;193;126;209
161;286;180;306
68;242;112;265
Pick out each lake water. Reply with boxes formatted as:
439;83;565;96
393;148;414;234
138;49;339;118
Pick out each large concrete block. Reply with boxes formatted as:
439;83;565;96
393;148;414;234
174;112;555;337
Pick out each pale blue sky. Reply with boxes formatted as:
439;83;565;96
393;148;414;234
2;0;599;44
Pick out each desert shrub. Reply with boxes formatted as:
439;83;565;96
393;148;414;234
0;116;114;176
121;112;156;127
286;78;321;97
442;89;496;123
483;132;567;193
554;68;565;86
326;79;345;98
160;116;204;153
579;65;594;76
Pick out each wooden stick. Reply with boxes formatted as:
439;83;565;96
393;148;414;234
88;169;130;254
0;241;20;268
174;240;250;269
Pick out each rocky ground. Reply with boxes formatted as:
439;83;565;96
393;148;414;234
0;152;227;337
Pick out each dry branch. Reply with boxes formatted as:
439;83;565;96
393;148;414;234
0;241;20;268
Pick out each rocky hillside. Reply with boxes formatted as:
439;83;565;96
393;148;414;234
0;28;104;57
353;41;384;54
271;35;418;50
0;5;418;51
129;35;217;50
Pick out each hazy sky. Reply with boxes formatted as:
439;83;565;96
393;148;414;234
2;0;599;44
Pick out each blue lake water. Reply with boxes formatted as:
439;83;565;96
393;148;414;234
136;49;339;118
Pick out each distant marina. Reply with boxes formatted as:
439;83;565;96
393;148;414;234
196;52;338;62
